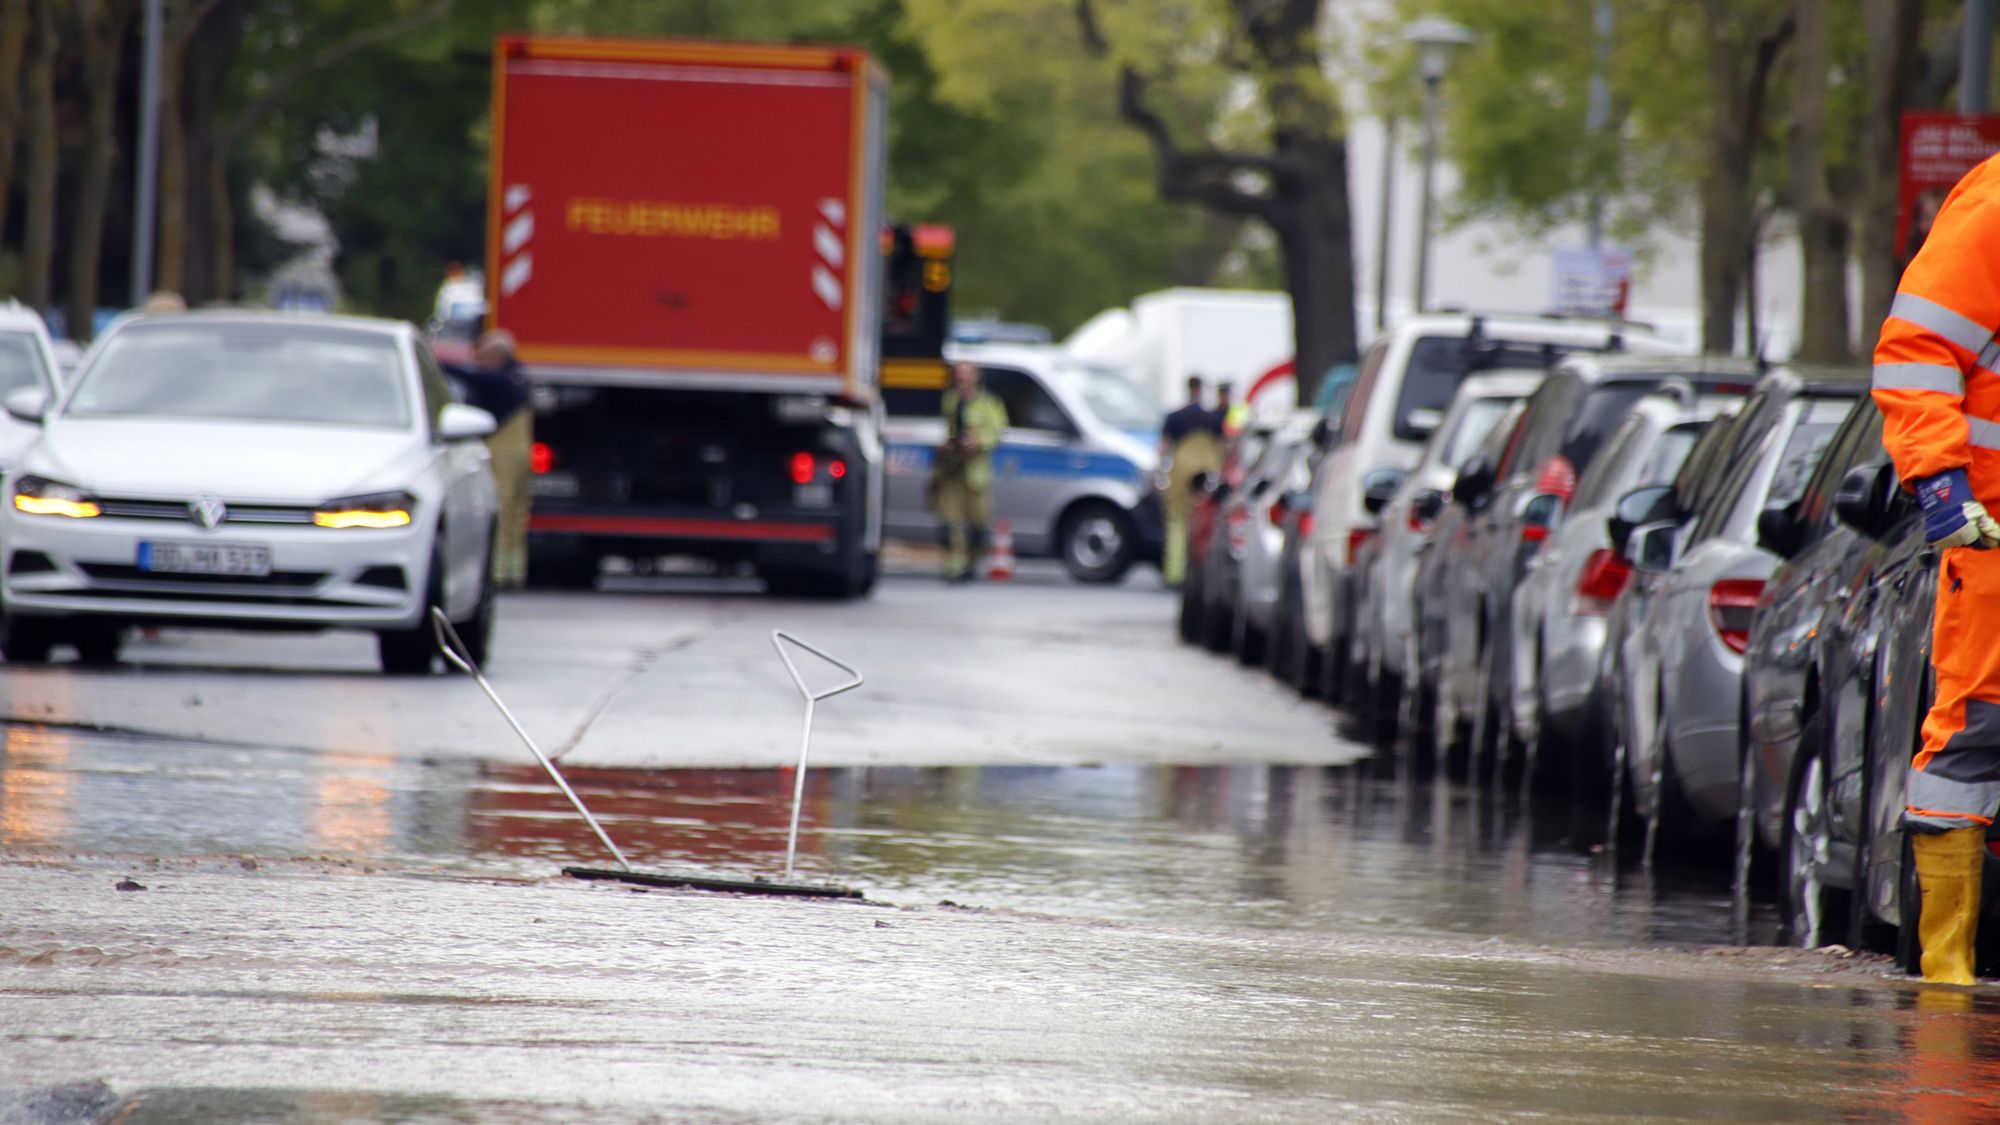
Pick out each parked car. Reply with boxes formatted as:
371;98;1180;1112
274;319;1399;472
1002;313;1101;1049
1297;312;1676;704
1408;399;1531;763
1179;420;1280;649
1610;365;1863;843
0;310;500;672
1506;371;1754;782
1430;355;1741;769
0;302;66;474
1738;395;1905;946
1348;368;1542;739
1216;416;1319;664
884;344;1164;583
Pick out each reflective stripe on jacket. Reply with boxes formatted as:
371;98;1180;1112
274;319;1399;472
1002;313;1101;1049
1874;154;2000;491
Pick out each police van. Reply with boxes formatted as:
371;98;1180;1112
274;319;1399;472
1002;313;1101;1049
882;343;1165;583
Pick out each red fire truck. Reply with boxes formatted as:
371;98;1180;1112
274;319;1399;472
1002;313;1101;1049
487;35;890;596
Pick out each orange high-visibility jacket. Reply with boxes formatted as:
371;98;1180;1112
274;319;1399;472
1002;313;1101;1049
1876;154;2000;493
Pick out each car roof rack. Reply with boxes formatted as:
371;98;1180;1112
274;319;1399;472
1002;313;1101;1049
1430;305;1660;335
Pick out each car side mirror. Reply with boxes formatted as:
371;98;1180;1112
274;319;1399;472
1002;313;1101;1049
1833;462;1899;539
1608;484;1675;557
1412;489;1446;524
438;402;497;441
1453;454;1496;510
1520;492;1562;538
1406;408;1445;439
4;387;48;425
1361;467;1407;515
1756;503;1803;558
1626;520;1678;572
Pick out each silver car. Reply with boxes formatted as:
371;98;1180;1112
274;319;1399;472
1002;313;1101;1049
1350;370;1539;732
1615;368;1863;836
883;344;1162;583
1222;416;1318;664
1506;389;1728;777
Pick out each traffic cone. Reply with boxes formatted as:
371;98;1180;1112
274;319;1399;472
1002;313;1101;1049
986;519;1016;581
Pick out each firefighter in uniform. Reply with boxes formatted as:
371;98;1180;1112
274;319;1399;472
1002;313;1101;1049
1160;376;1223;587
933;360;1007;582
1873;152;2000;986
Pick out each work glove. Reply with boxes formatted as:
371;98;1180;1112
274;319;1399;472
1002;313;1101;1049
1916;469;2000;548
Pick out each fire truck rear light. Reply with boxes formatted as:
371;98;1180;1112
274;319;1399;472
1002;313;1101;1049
530;442;554;475
789;452;816;485
828;459;847;480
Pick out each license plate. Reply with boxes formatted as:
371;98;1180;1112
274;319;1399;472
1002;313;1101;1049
137;541;272;577
793;483;833;509
532;472;580;499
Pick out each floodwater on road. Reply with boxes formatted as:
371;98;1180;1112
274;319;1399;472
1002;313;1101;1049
6;723;2000;1120
2;722;1752;949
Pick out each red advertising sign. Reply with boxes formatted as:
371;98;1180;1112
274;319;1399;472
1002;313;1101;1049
1898;112;2000;269
489;38;882;390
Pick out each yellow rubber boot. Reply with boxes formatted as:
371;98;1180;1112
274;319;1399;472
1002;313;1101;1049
1912;827;1986;987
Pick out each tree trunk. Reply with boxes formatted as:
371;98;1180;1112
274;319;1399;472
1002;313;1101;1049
1272;135;1358;406
68;0;140;342
19;0;59;310
176;0;248;303
1789;0;1854;364
1698;1;1792;355
156;48;187;296
1859;0;1926;348
0;1;32;250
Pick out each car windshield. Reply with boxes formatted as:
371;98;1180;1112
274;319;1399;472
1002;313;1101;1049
1438;395;1517;468
1394;336;1563;442
66;326;411;429
1050;361;1162;431
0;330;52;397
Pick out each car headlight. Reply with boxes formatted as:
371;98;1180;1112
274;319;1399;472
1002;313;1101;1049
13;475;100;518
313;490;415;529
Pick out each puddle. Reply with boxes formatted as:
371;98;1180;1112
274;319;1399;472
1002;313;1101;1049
0;723;1768;950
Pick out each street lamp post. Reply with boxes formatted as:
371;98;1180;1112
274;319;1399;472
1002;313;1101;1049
1406;16;1475;315
130;0;163;306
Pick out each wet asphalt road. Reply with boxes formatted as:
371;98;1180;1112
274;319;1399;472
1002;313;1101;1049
4;565;2000;1122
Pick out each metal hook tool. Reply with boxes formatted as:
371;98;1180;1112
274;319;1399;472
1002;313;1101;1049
433;608;633;871
771;630;864;879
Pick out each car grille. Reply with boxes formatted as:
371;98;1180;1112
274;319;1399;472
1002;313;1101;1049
77;563;328;587
97;497;317;525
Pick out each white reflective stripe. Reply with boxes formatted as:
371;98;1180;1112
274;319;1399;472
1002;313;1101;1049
1980;340;2000;371
1970;417;2000;450
1907;767;2000;824
1873;362;1965;394
1891;292;1996;354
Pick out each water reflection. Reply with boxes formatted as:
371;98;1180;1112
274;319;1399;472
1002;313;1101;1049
0;724;1772;950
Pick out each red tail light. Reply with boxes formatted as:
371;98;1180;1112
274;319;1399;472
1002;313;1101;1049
1269;499;1289;528
1572;548;1631;616
530;442;554;475
1534;455;1577;503
1347;527;1374;565
1408;508;1430;533
1521;524;1550;543
828;459;847;480
789;452;816;485
1297;513;1315;538
1708;579;1766;654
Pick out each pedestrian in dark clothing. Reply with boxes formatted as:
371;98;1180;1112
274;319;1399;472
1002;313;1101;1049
443;330;532;589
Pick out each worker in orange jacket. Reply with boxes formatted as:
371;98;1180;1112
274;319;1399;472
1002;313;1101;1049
1873;153;2000;986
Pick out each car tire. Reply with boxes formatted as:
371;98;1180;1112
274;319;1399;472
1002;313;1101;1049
1776;713;1848;948
0;614;58;664
378;551;446;675
72;621;124;667
452;538;498;672
1059;501;1136;584
526;541;598;590
1235;611;1266;666
1200;584;1233;653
